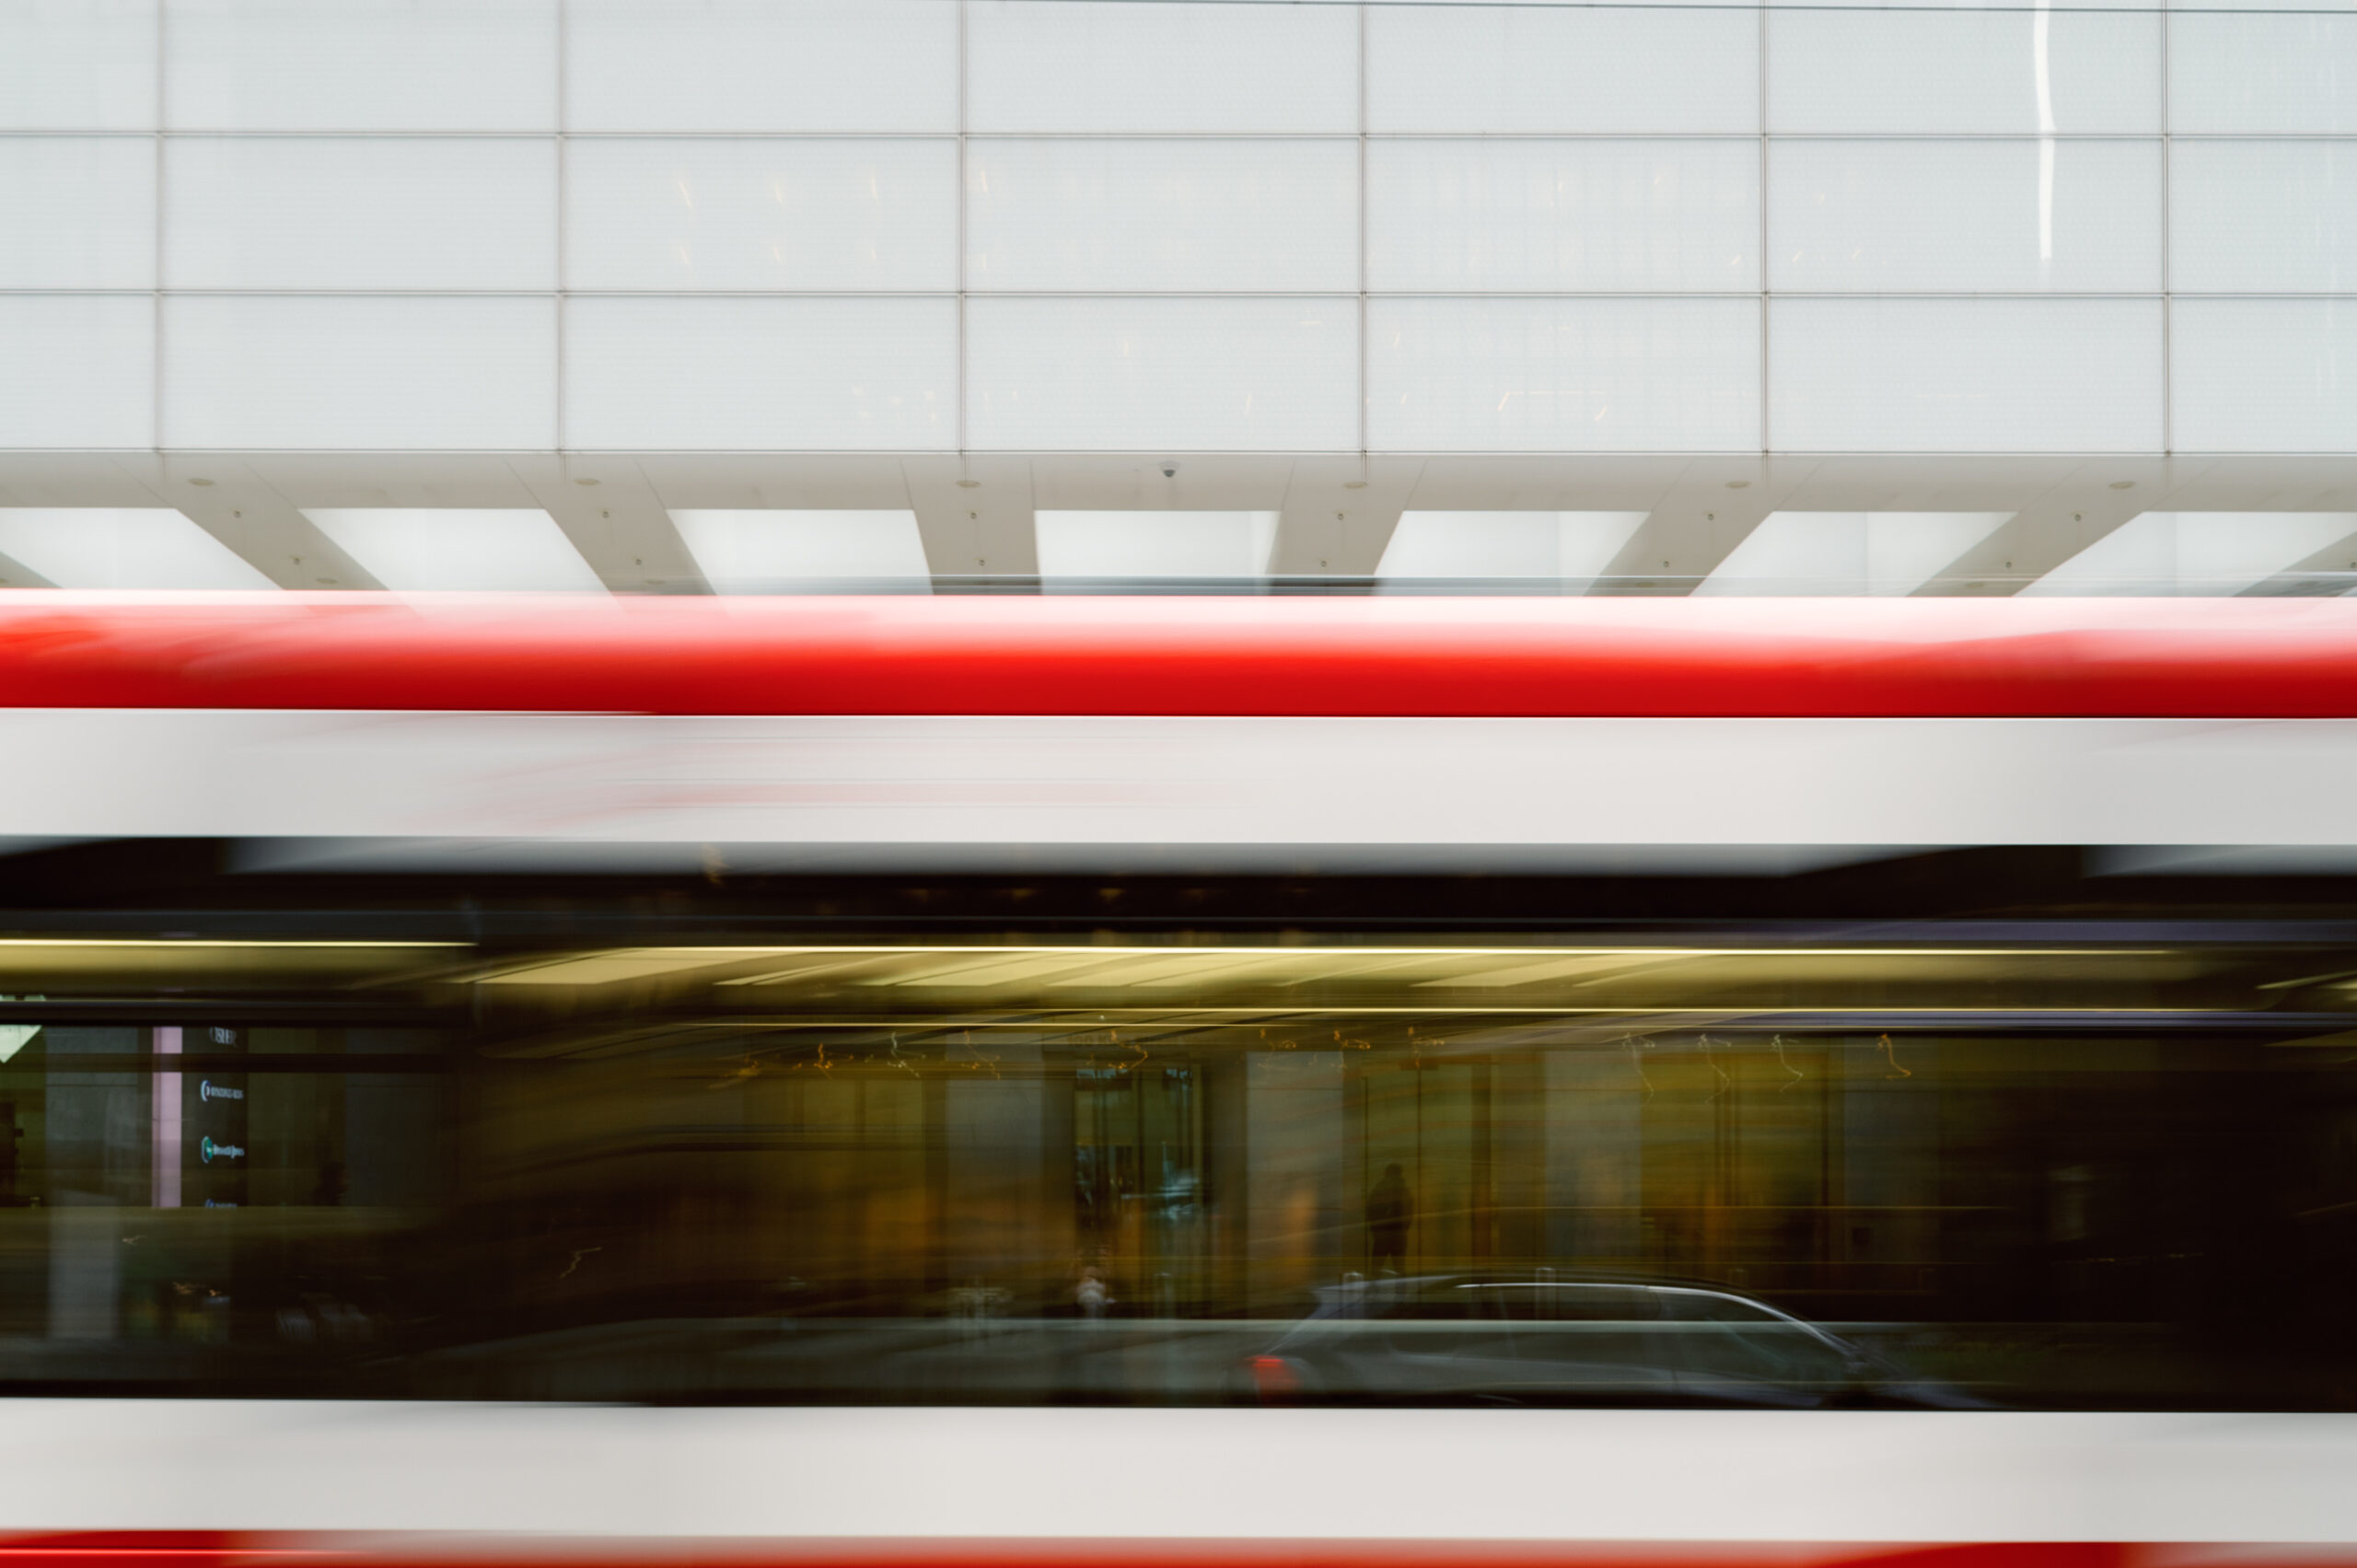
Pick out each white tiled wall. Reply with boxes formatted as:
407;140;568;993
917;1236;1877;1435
2;0;2351;454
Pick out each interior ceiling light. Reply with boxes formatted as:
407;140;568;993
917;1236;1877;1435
2109;481;2137;490
303;508;606;593
671;509;932;590
479;952;744;986
482;942;2166;996
0;509;274;590
574;477;599;487
1700;512;2013;598
691;1005;2229;1026
1037;510;1278;579
186;477;214;487
1380;511;1647;582
956;479;981;489
0;939;460;948
1343;481;1368;490
478;942;2165;969
1724;480;1752;489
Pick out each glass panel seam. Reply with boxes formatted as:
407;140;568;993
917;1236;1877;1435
2161;1;2174;456
1359;0;1369;464
958;0;969;462
26;130;2344;142
150;0;163;454
43;289;2336;300
114;444;2316;458
555;0;567;456
1759;0;1771;455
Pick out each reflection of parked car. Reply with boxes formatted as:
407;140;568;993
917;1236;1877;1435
1242;1274;1984;1409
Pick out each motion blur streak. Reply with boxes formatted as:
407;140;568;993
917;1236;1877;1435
9;594;2357;1415
0;1545;2351;1568
0;713;2353;863
2;1408;2357;1540
11;595;2357;716
11;598;2357;866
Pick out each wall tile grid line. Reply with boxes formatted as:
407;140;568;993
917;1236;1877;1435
0;0;2351;453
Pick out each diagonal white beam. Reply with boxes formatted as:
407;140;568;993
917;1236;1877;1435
508;458;708;594
2239;519;2357;597
902;457;1040;582
0;547;56;589
1589;459;1821;594
1267;459;1423;577
132;456;382;589
1911;458;2215;596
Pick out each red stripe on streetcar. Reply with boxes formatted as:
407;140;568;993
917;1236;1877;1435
0;1543;2312;1568
2;595;2357;717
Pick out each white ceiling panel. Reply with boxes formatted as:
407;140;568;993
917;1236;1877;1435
0;296;152;450
165;136;557;291
565;297;954;452
0;508;273;589
566;138;956;293
2167;140;2357;294
1769;139;2162;295
968;1;1355;134
966;139;1357;293
1771;298;2162;454
303;508;603;592
2171;11;2357;134
1371;298;1761;454
671;509;932;590
1768;8;2161;134
2174;301;2357;454
0;0;155;131
1368;139;1759;294
1370;6;1759;134
566;0;957;134
164;0;556;133
0;139;155;290
162;296;555;451
969;298;1355;453
1037;511;1279;579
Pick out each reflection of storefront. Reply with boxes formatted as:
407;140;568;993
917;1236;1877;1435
183;1027;248;1211
0;1020;447;1349
449;1010;2337;1365
1074;1061;1205;1313
1228;1038;1937;1319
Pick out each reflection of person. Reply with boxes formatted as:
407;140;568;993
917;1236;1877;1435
1075;1266;1110;1318
0;1100;19;1204
1366;1163;1412;1273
